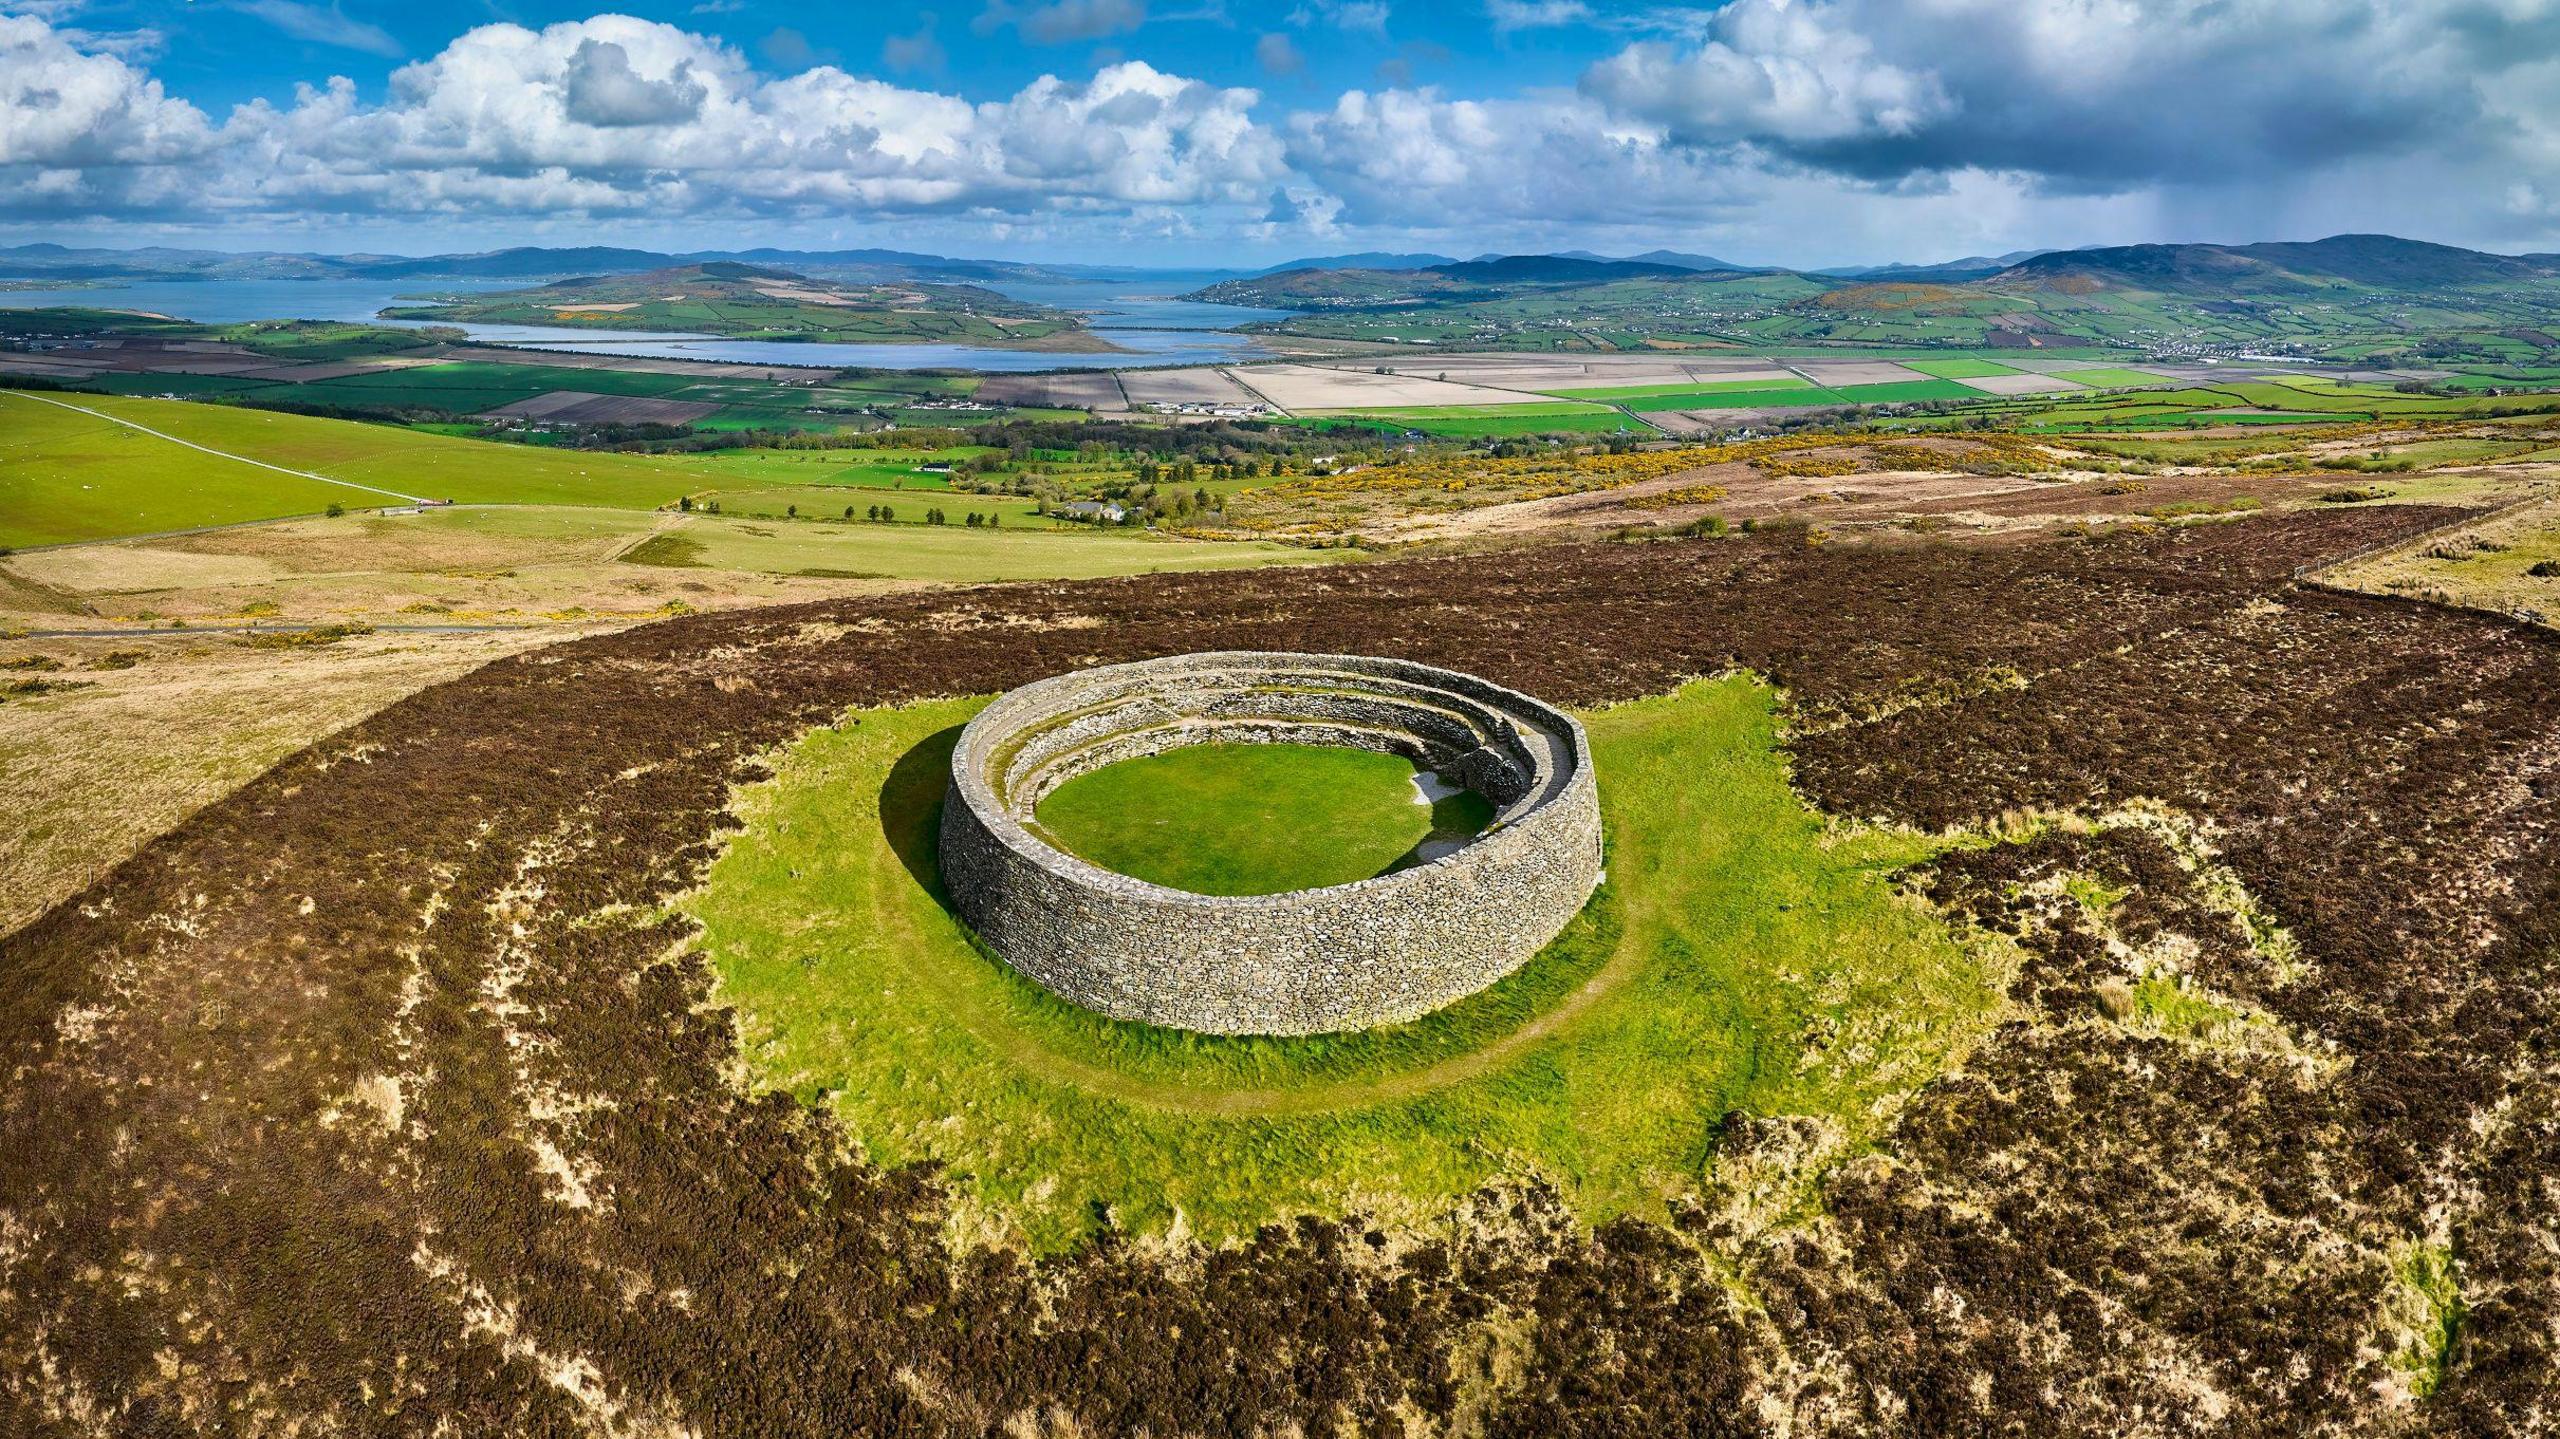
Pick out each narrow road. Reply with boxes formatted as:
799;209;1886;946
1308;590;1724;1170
1;389;434;505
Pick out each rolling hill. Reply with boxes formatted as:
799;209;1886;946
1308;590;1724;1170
379;264;1099;347
1185;235;2560;361
1997;234;2560;293
1188;253;1713;307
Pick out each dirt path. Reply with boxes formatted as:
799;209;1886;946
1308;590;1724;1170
1;390;434;506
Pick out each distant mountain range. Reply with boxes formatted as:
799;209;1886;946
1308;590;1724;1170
1255;252;1462;274
1813;249;2054;281
8;234;2555;314
1264;246;2046;279
1997;234;2560;292
1187;233;2560;312
0;243;1110;286
1190;252;1712;307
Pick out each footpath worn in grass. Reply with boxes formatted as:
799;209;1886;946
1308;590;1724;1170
1032;742;1490;895
692;677;2013;1251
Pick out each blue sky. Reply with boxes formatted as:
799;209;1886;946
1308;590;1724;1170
49;1;1632;118
11;0;2560;267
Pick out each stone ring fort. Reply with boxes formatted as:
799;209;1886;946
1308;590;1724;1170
938;651;1604;1036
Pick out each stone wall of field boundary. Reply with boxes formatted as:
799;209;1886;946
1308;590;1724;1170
938;651;1604;1036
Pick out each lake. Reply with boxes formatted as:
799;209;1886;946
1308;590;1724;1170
0;274;1291;371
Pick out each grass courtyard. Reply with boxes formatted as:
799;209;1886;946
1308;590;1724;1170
1030;742;1493;895
690;678;2016;1251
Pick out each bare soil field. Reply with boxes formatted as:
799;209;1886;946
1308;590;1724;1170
1792;360;1930;385
973;371;1128;411
10;507;2560;1433
1231;363;1569;410
1954;372;2090;395
1114;367;1262;407
1642;404;1814;435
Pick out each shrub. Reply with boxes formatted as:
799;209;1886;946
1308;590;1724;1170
234;623;374;650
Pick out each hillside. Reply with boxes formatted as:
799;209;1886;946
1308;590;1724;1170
0;242;1074;286
1254;251;1460;274
1997;233;2560;294
1192;234;2560;362
381;264;1104;348
1190;253;1719;308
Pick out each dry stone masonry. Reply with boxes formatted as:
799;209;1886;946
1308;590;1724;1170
939;651;1603;1035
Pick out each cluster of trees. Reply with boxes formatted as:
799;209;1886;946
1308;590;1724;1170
852;504;998;527
1133;457;1280;485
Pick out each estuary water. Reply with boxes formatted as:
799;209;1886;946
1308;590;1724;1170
0;274;1287;371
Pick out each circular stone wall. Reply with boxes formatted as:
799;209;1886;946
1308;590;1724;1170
938;651;1603;1036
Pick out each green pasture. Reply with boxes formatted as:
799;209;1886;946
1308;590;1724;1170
695;484;1050;528
1324;402;1618;420
1561;377;1816;402
1826;379;1991;405
687;446;996;490
0;389;706;544
690;678;2010;1250
1308;401;1637;437
2060;367;2179;388
1671;387;1842;410
2;394;377;547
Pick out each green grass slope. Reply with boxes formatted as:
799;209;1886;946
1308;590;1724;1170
1;389;703;545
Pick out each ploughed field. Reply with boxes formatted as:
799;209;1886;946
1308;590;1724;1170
1029;742;1493;895
8;506;2560;1434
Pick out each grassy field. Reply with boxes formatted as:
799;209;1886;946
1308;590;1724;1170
2;389;706;545
691;484;1051;528
2;394;396;547
692;678;2010;1250
385;283;1085;346
1304;402;1638;437
2335;491;2560;618
1826;379;1995;405
629;511;1326;583
1567;377;1817;401
2061;367;2180;388
0;627;574;936
1031;743;1490;895
688;447;992;491
1614;384;1821;412
1383;411;1640;436
2;391;1170;555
